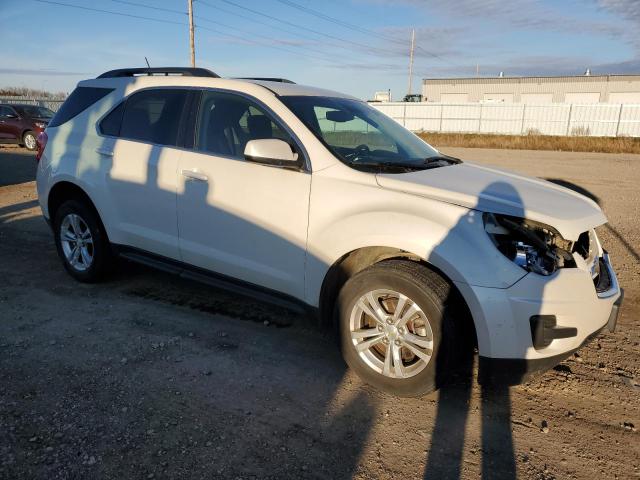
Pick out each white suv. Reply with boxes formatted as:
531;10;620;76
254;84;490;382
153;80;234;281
36;67;623;396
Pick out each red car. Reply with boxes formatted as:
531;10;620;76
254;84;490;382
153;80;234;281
0;103;54;151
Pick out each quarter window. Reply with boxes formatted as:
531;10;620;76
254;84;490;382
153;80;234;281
195;91;291;159
120;89;189;146
48;87;114;128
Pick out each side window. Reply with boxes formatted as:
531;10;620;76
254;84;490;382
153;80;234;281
48;87;114;128
99;101;125;137
0;106;17;118
195;91;292;159
120;89;188;146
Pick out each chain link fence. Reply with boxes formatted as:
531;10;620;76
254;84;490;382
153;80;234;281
0;97;64;112
370;102;640;137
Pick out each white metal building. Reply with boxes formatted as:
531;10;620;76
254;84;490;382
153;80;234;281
422;74;640;104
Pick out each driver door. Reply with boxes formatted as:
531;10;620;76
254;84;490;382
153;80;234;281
177;90;310;300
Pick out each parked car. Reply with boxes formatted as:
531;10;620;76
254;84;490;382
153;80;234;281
0;103;54;150
35;68;623;396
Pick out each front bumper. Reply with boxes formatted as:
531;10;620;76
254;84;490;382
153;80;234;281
479;290;623;385
455;253;622;385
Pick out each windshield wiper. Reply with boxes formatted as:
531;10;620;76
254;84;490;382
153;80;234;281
423;154;462;165
347;161;425;173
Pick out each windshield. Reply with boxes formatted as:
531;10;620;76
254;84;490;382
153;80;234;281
279;96;453;172
15;105;54;119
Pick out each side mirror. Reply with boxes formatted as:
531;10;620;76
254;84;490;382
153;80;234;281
244;139;299;168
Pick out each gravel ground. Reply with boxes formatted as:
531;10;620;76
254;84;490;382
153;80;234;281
0;146;638;479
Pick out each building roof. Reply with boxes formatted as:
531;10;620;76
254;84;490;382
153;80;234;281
423;74;640;84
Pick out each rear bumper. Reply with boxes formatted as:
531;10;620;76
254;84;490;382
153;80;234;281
455;253;622;385
478;289;623;385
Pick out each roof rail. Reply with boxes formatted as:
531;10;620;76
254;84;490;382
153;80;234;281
97;67;220;79
237;77;296;84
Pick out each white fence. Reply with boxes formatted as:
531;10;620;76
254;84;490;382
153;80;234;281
0;97;64;112
370;102;640;137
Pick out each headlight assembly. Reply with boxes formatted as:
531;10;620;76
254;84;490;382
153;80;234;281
483;213;575;276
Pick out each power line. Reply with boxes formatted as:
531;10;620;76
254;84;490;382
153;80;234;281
274;0;406;46
110;0;361;65
109;0;185;16
198;0;339;47
196;24;349;65
31;0;335;66
33;0;186;26
213;0;403;57
195;15;357;63
197;0;393;63
31;0;409;73
274;0;463;67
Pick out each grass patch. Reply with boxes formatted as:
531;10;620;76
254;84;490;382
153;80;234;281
417;132;640;154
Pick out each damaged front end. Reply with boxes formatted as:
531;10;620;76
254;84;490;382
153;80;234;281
483;213;582;276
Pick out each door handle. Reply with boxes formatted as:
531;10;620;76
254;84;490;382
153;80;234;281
181;169;208;182
96;147;114;157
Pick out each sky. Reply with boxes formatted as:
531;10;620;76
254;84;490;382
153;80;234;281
1;0;639;100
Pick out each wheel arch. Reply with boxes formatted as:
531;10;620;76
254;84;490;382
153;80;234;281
47;181;108;239
318;246;477;347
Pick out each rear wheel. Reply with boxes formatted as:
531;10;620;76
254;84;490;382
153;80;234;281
53;200;111;282
337;260;458;397
23;131;37;151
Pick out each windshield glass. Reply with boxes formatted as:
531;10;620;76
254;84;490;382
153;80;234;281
15;105;54;119
280;96;445;170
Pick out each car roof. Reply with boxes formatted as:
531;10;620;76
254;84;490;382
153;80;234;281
79;75;357;101
245;79;356;99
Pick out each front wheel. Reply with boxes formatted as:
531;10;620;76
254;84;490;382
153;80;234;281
23;131;37;151
337;260;458;397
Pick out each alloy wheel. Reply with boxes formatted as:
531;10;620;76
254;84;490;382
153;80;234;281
60;213;94;271
349;289;434;379
24;133;37;150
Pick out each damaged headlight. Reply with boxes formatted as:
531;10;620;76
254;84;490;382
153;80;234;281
483;213;575;276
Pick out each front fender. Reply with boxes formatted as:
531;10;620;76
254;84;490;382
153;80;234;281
305;172;526;307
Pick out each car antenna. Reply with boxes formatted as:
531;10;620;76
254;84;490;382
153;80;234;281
144;57;151;74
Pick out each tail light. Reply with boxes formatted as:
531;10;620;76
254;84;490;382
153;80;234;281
36;131;48;162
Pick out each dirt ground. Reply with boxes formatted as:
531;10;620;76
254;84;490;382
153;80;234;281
0;146;638;480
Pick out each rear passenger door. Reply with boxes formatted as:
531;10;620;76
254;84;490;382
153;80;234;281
99;88;192;260
0;106;20;140
176;90;311;300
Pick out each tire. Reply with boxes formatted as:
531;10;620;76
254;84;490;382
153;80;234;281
337;260;459;397
53;200;111;282
23;131;37;151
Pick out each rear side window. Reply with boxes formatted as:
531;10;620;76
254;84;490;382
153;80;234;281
120;89;188;146
100;102;125;137
48;87;114;128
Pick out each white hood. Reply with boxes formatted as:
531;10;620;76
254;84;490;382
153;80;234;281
376;162;606;241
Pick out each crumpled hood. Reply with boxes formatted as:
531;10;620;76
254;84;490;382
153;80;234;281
376;162;606;240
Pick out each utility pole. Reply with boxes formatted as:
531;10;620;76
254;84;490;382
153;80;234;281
407;28;415;96
188;0;195;67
